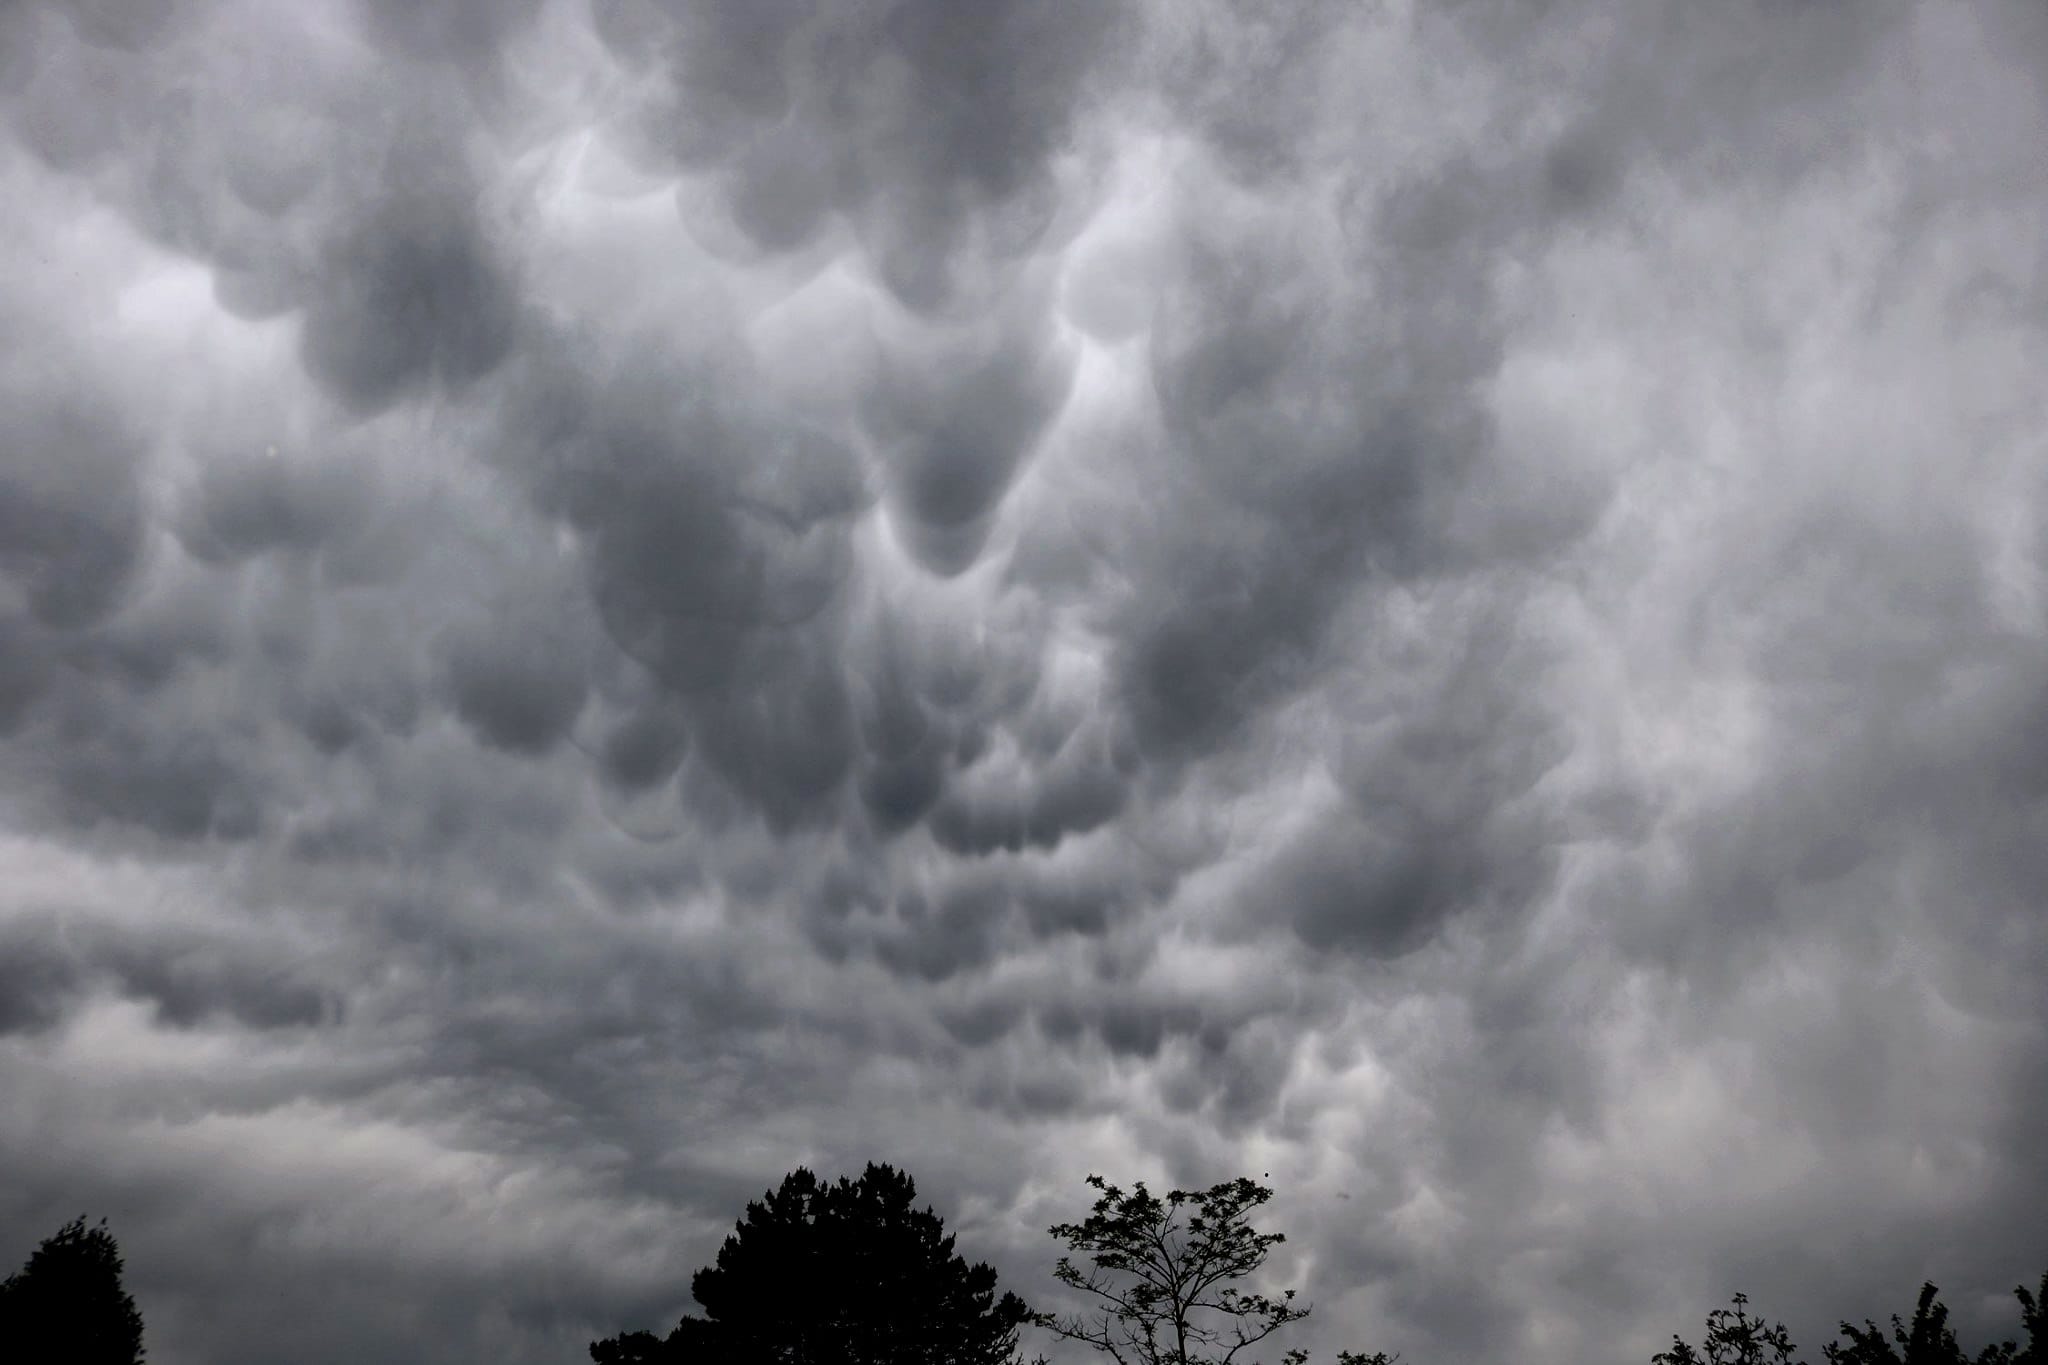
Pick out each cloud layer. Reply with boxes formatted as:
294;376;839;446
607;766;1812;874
2;3;2045;1363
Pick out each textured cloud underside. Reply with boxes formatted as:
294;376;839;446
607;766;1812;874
1;3;2045;1364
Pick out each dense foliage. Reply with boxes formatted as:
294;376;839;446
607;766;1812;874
1660;1276;2047;1365
0;1216;146;1365
589;1161;1032;1365
587;1163;2042;1365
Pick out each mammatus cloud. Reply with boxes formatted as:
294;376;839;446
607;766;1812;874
2;2;2045;1363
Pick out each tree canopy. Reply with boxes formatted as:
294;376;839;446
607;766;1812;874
590;1161;1032;1365
1822;1276;2046;1365
1036;1172;1387;1365
1653;1292;1802;1365
0;1215;147;1365
1657;1276;2048;1365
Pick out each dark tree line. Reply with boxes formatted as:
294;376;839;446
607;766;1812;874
1;1175;2039;1365
1659;1278;2047;1365
603;1163;2045;1365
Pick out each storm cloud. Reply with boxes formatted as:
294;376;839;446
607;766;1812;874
2;2;2046;1364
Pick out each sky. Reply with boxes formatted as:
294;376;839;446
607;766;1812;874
1;1;2045;1362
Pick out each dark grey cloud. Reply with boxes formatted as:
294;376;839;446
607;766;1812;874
440;600;589;755
356;0;546;66
0;910;339;1034
2;2;2046;1365
173;449;369;567
599;0;1125;309
300;174;520;413
861;290;1078;575
0;391;146;630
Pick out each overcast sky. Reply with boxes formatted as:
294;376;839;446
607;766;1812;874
2;2;2045;1362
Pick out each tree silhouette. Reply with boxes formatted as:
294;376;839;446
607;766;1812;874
1035;1173;1387;1365
590;1162;1033;1365
0;1216;146;1364
1823;1276;2048;1365
1656;1276;2048;1365
1654;1292;1804;1365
